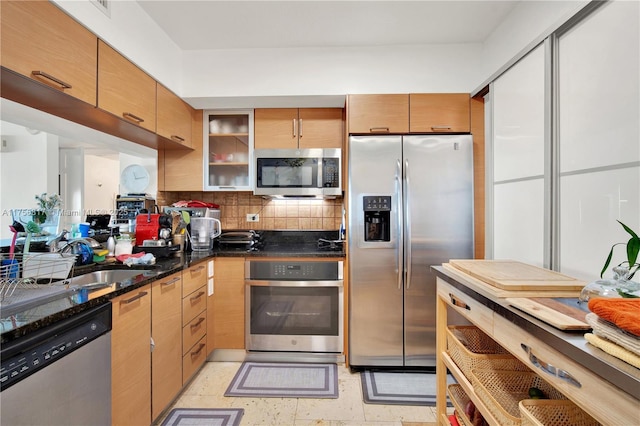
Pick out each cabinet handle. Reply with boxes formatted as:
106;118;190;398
190;317;205;328
370;127;390;133
191;265;206;272
299;119;303;137
170;135;185;142
191;343;206;357
120;291;148;304
449;293;470;310
292;118;297;138
431;126;452;131
31;70;72;89
190;291;205;301
521;343;582;388
161;277;180;286
123;112;145;124
150;336;155;353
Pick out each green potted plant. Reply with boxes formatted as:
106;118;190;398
600;220;639;281
34;192;62;224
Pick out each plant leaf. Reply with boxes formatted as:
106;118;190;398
618;220;639;240
601;245;616;278
627;236;640;267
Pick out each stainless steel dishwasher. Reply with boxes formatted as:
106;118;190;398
1;303;112;425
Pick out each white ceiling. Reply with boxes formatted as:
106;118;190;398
136;1;520;50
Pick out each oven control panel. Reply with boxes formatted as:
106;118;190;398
247;261;343;281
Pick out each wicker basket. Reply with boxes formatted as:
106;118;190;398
519;399;601;426
447;325;529;383
447;384;472;426
470;368;566;426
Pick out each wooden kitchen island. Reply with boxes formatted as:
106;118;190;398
433;263;640;426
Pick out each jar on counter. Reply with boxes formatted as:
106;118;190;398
114;235;134;257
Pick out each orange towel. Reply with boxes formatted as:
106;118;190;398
588;298;640;337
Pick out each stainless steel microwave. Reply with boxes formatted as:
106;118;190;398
254;148;342;197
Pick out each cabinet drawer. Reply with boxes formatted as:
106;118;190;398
436;278;493;333
182;285;206;324
493;314;638;425
183;336;207;385
183;311;207;355
183;263;207;297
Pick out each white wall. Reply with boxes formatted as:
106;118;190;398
54;0;591;108
0;123;58;239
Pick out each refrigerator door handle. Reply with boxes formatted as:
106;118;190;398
404;159;412;289
396;159;403;291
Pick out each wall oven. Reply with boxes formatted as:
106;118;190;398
254;148;342;197
245;260;343;353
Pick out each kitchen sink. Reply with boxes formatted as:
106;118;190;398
63;269;145;288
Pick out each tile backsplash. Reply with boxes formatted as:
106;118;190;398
157;192;343;231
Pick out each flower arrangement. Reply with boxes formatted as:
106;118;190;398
33;193;62;224
35;193;62;211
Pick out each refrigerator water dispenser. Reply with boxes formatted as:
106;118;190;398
363;196;391;242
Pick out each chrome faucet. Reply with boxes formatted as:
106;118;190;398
48;229;69;252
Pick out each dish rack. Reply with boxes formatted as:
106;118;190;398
0;252;76;302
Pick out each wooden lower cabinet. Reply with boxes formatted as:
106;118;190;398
151;272;183;420
111;284;152;426
211;257;245;349
182;262;209;384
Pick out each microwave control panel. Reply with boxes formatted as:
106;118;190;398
322;158;340;188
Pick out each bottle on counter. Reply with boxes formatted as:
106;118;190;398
106;225;116;257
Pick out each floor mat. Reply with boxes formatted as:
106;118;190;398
361;370;455;406
224;361;339;398
160;408;244;426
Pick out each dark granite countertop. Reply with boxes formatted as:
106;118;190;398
1;230;345;344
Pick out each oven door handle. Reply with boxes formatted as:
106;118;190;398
245;279;344;287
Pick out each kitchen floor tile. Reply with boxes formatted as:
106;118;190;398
157;361;440;426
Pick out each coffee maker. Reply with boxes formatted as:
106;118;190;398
363;196;391;242
135;212;172;245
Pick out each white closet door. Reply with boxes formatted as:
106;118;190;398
558;0;640;281
492;44;546;266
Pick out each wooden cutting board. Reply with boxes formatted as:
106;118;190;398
506;297;590;330
448;259;586;291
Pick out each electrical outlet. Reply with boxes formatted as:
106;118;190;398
246;213;259;222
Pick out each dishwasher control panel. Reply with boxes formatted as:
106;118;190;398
0;303;112;391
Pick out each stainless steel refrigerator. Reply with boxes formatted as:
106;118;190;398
348;135;474;368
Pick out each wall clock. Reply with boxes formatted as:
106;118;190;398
120;164;150;194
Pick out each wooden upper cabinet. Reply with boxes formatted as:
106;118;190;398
98;40;156;132
348;94;409;134
298;108;343;149
255;108;298;149
157;83;193;147
409;93;470;133
255;108;343;149
0;1;98;105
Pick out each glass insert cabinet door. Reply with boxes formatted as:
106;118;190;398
203;110;254;191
